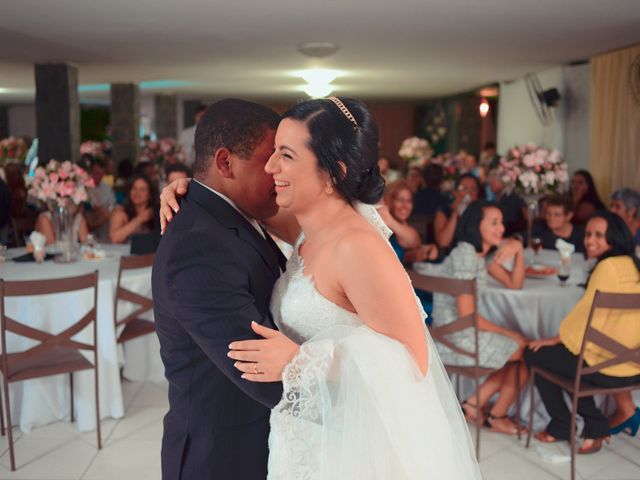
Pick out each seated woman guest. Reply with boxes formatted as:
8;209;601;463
525;211;640;453
34;205;89;245
433;173;482;249
610;187;640;245
109;174;159;244
432;200;528;434
570;170;605;225
379;181;423;255
532;195;585;253
378;180;438;316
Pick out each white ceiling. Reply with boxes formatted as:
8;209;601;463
1;0;639;102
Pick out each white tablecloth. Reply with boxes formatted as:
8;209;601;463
414;249;590;428
0;244;162;433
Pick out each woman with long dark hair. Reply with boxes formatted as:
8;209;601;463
109;174;159;243
433;173;483;249
570;170;606;225
525;210;640;453
431;199;529;434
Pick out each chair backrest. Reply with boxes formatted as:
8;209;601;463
407;269;479;361
576;290;640;378
114;253;154;329
0;271;99;368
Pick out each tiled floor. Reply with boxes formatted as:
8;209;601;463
0;380;638;479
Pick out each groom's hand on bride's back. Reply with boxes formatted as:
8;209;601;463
228;321;299;382
159;177;192;234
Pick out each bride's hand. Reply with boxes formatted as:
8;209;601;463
159;177;192;234
228;321;299;382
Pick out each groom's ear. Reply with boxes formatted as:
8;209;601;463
213;148;233;178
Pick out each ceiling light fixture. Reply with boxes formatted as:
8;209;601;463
296;68;340;98
297;41;340;58
297;69;340;85
302;83;334;98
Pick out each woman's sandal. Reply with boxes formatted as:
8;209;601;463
578;437;609;455
483;413;525;435
534;431;609;454
460;400;484;423
534;431;558;443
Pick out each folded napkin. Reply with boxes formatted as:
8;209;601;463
555;238;575;258
29;231;46;251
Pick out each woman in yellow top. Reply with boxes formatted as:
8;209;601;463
525;211;640;454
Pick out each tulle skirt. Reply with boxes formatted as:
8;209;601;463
267;324;482;479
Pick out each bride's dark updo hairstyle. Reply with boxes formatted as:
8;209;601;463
282;97;385;205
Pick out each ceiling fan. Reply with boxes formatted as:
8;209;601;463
525;73;561;126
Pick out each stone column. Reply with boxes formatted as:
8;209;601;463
154;94;177;139
110;83;139;165
35;63;80;163
0;106;8;138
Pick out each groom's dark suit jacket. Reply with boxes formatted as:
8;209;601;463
152;181;286;480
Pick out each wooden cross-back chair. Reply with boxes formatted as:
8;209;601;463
407;269;522;459
526;290;640;480
114;253;155;345
0;271;101;471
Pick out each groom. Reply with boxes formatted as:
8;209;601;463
152;99;296;479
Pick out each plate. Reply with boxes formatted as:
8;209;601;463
526;264;556;277
82;252;115;262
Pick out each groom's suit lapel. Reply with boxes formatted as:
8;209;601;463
189;181;281;279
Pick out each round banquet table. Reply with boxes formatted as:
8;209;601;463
0;244;163;433
414;249;592;429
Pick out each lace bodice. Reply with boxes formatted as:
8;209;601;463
270;235;362;344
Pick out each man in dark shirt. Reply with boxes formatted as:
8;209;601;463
412;163;449;217
487;169;526;237
532;194;585;253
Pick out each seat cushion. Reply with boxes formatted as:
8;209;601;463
1;347;94;382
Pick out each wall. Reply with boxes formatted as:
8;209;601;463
562;63;592;174
497;64;591;174
367;102;416;168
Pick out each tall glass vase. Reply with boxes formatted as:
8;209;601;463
522;193;542;248
52;199;77;263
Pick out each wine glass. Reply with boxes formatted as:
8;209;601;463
557;258;571;286
531;236;543;260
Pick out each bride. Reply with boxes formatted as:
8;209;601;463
164;97;481;479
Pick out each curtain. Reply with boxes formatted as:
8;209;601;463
591;43;640;200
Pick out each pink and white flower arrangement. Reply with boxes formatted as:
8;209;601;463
79;140;110;159
497;143;568;195
0;136;28;164
398;136;432;166
140;138;186;165
28;159;95;206
430;151;471;190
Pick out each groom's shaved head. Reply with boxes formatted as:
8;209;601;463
193;99;281;179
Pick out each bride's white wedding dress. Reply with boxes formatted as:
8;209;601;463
267;204;482;479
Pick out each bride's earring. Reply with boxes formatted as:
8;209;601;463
325;181;334;195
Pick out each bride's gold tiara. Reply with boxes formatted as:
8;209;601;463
327;97;358;127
